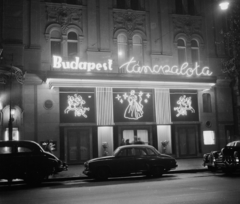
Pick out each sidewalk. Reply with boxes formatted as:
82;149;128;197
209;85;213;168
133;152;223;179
51;158;207;180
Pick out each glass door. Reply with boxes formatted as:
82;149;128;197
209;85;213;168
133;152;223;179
67;128;90;164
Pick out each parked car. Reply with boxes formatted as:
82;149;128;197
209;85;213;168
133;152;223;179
0;140;68;185
203;140;240;174
83;144;177;180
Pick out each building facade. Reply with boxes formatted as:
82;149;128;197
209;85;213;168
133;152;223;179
0;0;235;164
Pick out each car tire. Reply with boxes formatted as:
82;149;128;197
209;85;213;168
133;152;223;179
95;167;109;181
151;166;163;178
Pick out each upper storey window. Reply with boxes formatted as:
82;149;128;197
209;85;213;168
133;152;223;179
68;32;78;60
118;34;128;69
47;0;82;4
191;40;199;65
175;0;196;15
177;39;186;66
132;35;143;65
51;30;61;57
116;0;141;10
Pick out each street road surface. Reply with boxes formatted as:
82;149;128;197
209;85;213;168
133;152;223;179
0;172;240;204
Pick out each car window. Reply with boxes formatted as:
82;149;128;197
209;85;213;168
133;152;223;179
227;142;233;147
0;146;12;154
236;142;240;147
145;148;157;156
118;148;134;157
135;148;147;156
18;147;32;153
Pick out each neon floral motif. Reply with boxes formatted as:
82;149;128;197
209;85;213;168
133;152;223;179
64;94;90;118
116;90;150;120
174;95;195;117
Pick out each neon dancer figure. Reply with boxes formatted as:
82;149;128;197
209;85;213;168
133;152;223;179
124;90;144;120
174;95;195;117
64;94;90;118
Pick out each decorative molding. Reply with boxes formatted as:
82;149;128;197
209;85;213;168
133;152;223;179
113;10;146;35
46;3;82;35
172;15;202;39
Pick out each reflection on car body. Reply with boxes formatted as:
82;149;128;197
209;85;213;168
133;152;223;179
0;140;68;185
83;144;178;180
203;140;240;174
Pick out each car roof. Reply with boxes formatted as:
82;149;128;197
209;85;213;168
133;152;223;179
0;140;40;145
119;144;154;149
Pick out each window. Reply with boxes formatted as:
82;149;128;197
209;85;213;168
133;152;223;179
135;148;147;156
177;39;186;66
0;146;12;154
51;30;61;57
188;0;195;15
132;35;143;65
117;0;126;9
18;147;32;153
131;0;139;10
203;131;215;145
202;93;212;113
117;34;128;70
191;40;199;65
175;0;184;14
145;148;156;156
118;148;134;156
68;32;78;60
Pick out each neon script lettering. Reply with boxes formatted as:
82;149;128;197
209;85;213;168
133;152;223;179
53;56;113;72
120;58;213;77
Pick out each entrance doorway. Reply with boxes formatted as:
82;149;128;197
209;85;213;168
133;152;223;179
176;125;198;157
119;126;152;146
66;128;91;164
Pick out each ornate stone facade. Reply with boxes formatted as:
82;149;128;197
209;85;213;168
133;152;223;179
46;3;82;34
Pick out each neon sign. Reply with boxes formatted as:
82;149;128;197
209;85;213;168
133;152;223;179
173;95;195;117
115;90;151;120
52;56;113;72
120;58;213;77
64;94;90;118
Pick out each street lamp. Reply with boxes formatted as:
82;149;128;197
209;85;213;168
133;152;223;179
219;1;230;10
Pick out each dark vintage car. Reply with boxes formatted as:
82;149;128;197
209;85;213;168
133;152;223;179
203;140;240;174
0;140;68;184
83;144;178;180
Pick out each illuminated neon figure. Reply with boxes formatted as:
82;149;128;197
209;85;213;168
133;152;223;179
174;95;195;117
64;94;90;118
116;90;150;120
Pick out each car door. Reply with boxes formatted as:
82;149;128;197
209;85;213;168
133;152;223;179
111;147;136;175
134;147;149;173
0;143;13;178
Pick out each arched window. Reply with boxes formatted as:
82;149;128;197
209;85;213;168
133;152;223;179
50;30;61;58
118;34;128;70
191;39;199;65
203;93;212;113
131;0;139;10
68;32;78;60
177;39;186;66
132;35;143;65
117;0;126;9
175;0;184;14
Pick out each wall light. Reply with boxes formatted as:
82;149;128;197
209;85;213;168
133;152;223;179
219;1;230;10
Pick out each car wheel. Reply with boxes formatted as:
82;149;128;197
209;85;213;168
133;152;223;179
151;166;163;178
95;167;109;181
